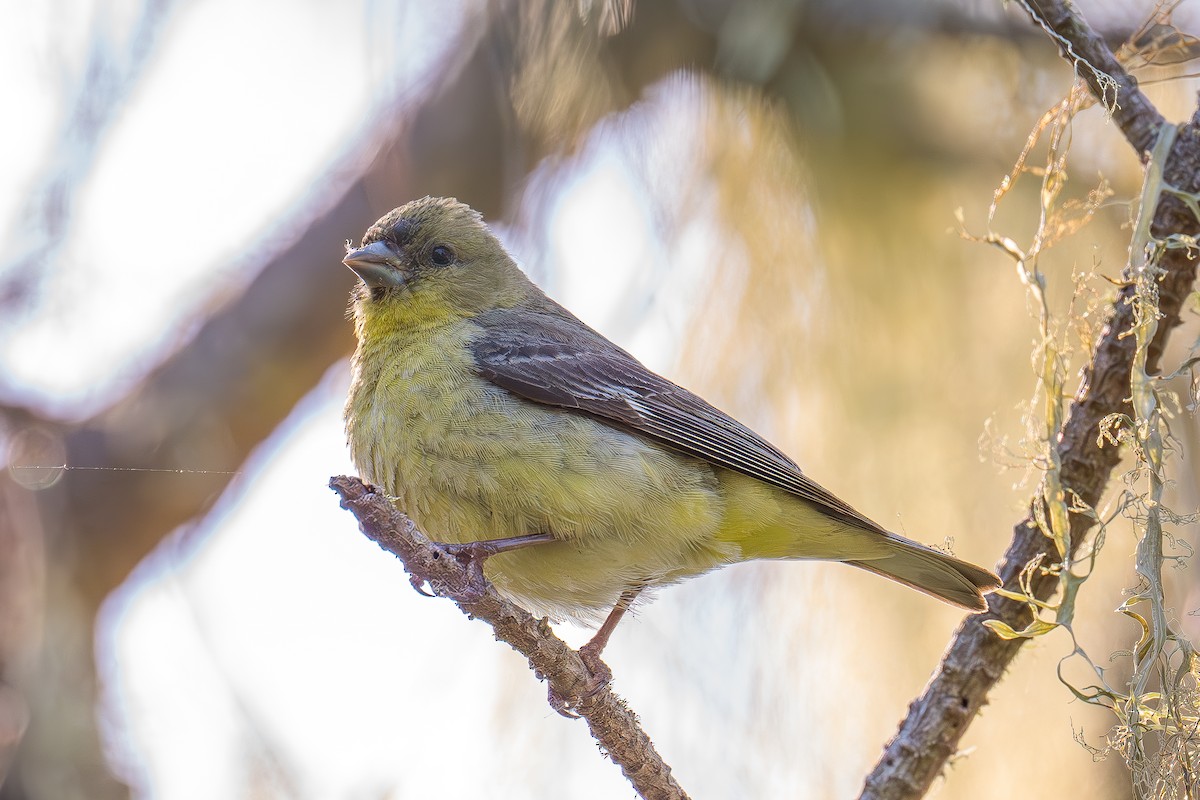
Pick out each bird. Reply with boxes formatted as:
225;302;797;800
342;196;999;662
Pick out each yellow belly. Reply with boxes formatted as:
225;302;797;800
345;321;739;620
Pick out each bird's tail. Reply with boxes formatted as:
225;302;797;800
848;537;1000;612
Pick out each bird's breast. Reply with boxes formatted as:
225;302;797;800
344;319;734;618
346;322;482;520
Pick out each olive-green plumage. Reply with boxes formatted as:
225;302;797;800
344;196;999;623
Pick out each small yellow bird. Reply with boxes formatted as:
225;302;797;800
343;197;999;659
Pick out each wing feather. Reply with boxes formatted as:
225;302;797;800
470;305;885;534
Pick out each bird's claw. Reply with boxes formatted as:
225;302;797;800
408;574;435;597
432;542;491;601
578;643;614;689
547;686;580;718
545;646;612;718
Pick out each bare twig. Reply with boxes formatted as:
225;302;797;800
330;475;690;800
860;4;1200;799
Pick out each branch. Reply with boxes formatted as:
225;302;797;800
861;5;1199;799
6;4;724;794
1018;0;1164;154
329;476;690;800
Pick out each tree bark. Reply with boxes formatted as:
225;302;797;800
860;2;1197;797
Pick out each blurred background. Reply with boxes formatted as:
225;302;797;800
2;0;1199;798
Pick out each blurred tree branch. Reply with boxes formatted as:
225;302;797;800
0;0;179;312
1;3;720;797
21;0;720;635
331;476;689;800
860;2;1197;798
7;0;1174;796
0;473;37;794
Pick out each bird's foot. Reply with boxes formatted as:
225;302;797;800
431;541;492;601
546;686;580;718
578;641;614;688
408;574;435;597
430;534;557;602
545;643;613;719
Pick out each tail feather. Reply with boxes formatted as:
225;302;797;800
848;538;1000;612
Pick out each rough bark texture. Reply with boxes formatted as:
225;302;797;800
1020;0;1164;152
331;476;690;800
860;2;1198;798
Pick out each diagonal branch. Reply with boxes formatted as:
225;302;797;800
860;3;1199;799
330;475;690;800
1017;0;1164;154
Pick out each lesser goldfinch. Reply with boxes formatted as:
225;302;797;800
343;197;998;656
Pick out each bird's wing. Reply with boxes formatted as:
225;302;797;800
470;305;886;534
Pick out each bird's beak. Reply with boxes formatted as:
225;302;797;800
343;241;406;289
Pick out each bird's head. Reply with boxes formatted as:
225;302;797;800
344;197;529;325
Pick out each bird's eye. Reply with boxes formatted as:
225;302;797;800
430;245;454;267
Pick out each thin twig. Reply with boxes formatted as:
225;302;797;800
330;475;691;800
860;3;1200;798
